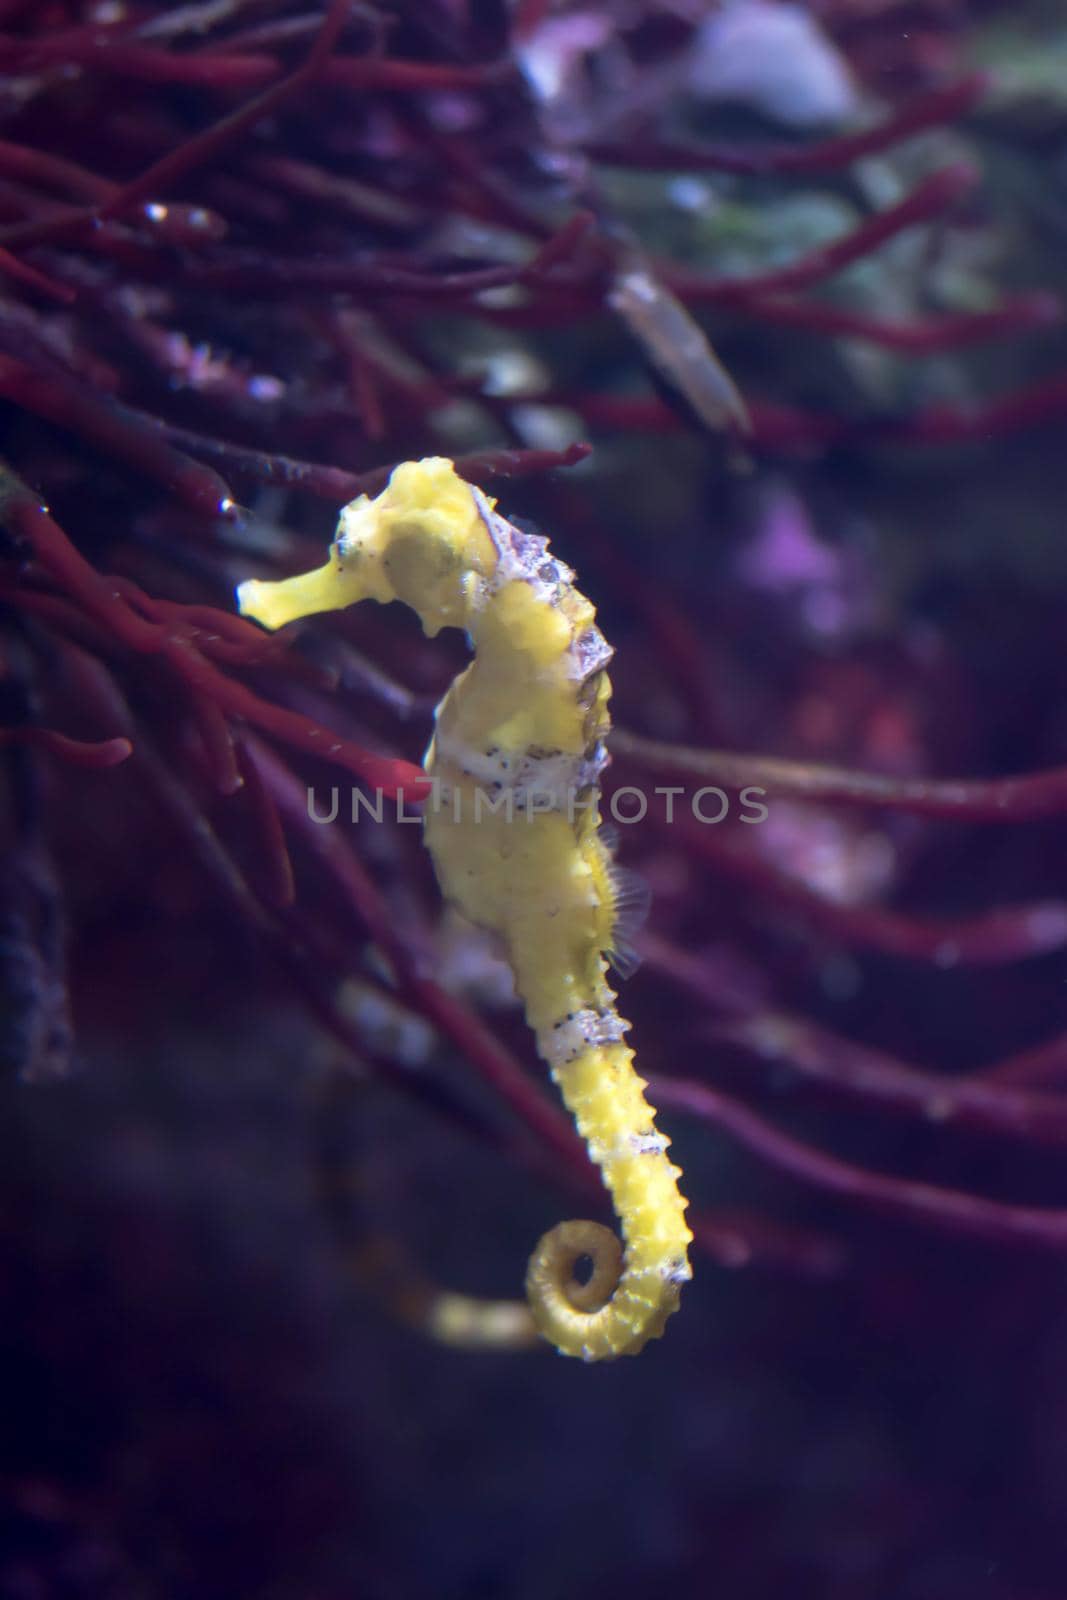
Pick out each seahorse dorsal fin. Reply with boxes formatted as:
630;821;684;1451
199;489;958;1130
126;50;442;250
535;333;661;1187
607;863;651;979
598;821;620;855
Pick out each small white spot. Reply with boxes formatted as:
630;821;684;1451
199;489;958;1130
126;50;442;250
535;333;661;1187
544;1010;599;1066
668;177;714;213
630;1132;668;1155
663;1260;694;1284
248;374;285;403
595;1012;629;1045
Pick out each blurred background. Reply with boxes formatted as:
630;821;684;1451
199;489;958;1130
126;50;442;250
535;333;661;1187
3;2;1067;1596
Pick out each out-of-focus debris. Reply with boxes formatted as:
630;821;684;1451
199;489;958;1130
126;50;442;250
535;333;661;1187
687;1;862;128
609;248;752;435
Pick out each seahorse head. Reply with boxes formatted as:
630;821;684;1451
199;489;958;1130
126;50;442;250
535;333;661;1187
237;458;500;636
336;458;499;637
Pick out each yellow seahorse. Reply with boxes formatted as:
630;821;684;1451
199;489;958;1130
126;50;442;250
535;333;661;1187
237;458;692;1359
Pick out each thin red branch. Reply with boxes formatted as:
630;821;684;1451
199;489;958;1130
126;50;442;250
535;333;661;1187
652;1076;1067;1252
188;690;243;796
125;412;368;504
96;0;352;224
244;153;423;231
0;247;75;303
0;0;351;254
179;211;593;299
0;137;115;202
233;734;296;909
0;128;229;241
716;1012;1067;1148
322;55;511;91
614;727;1067;823
127;731;505;1147
435;276;1062;356
583;74;988;176
4;485;427;798
734;291;1062;353
0;726;132;767
882;371;1067;446
665;165;978;305
974;1032;1067;1091
0;37;279;86
642;926;1067;1118
194;17;327;57
130;407;591;502
104;583;296;671
0;359;235;519
468;374;1067;458
748;373;1067;452
672;819;1067;966
152;639;429;797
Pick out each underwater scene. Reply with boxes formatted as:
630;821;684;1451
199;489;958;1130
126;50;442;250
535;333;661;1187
3;1;1067;1596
